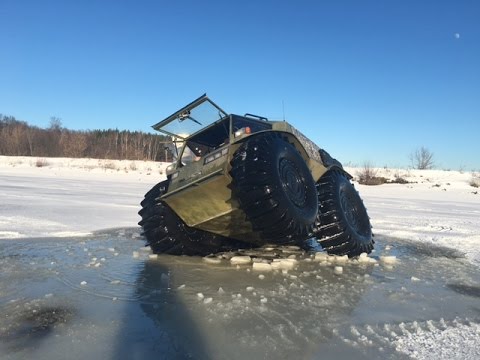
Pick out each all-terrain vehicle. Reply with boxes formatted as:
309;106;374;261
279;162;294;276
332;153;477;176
139;94;373;256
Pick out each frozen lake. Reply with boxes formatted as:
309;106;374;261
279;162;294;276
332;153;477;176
1;229;479;360
1;159;480;359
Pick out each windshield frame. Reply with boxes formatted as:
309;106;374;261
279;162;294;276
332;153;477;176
152;94;228;140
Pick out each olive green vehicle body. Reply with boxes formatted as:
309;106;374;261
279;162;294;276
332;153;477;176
153;94;340;242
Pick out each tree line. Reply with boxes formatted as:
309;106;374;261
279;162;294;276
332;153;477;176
0;115;173;161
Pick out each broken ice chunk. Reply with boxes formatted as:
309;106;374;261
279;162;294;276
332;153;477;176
252;262;273;272
314;252;328;261
271;259;297;270
197;293;204;300
230;256;252;265
380;255;397;264
335;255;349;263
203;256;222;264
358;253;377;264
334;266;343;275
203;298;213;304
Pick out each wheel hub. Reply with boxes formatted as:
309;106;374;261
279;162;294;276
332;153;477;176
279;158;306;208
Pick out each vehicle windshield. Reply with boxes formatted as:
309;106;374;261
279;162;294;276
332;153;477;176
152;95;228;140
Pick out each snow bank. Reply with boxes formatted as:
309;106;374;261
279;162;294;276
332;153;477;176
348;167;480;267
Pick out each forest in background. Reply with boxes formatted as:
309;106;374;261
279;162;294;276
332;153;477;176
0;115;173;161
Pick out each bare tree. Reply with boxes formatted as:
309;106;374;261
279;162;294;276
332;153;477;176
49;116;63;131
410;146;435;170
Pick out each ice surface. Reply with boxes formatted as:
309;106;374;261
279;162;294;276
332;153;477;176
1;231;479;359
2;160;480;359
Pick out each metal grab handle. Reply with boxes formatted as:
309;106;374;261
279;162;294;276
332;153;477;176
243;113;268;121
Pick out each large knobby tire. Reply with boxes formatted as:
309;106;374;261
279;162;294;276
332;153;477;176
230;133;318;243
138;180;243;256
314;170;374;256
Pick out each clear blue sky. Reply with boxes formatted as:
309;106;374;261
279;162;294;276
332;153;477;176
1;0;479;169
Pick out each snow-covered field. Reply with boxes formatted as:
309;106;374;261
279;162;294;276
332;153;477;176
2;157;478;266
1;156;479;359
0;156;166;239
344;166;480;268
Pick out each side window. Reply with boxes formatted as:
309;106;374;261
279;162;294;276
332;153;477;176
180;144;202;165
232;117;272;135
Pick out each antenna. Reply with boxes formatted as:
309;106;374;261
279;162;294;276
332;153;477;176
282;100;285;122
